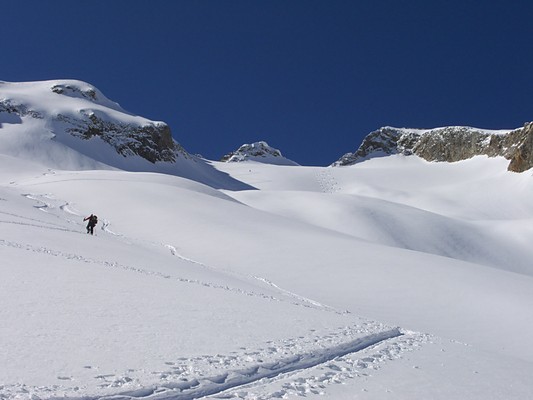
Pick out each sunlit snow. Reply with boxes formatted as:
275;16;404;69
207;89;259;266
1;80;532;400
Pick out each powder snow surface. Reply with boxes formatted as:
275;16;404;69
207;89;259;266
1;154;532;400
1;81;533;399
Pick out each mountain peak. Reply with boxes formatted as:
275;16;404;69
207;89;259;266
221;141;299;166
0;79;190;167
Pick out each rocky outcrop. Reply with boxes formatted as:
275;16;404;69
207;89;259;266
333;124;533;172
333;127;400;166
221;141;298;165
51;83;97;101
0;99;43;119
56;111;186;163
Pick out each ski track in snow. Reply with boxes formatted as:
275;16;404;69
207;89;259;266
252;275;347;314
95;328;405;400
0;328;432;400
0;236;340;316
20;193;83;225
315;169;340;194
0;208;76;232
212;331;433;400
99;218;347;315
163;245;346;314
0;190;433;400
0;238;284;304
9;191;347;315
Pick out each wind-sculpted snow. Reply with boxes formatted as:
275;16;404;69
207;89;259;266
2;154;533;399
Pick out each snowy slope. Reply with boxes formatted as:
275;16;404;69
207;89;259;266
215;157;533;357
220;156;533;275
1;152;533;400
0;80;247;189
1;80;533;399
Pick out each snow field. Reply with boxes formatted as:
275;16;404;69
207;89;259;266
1;164;532;399
1;172;413;399
1;107;533;399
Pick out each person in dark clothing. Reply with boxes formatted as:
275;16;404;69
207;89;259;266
83;214;98;235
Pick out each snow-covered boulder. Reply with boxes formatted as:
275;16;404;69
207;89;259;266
221;141;299;166
333;124;533;172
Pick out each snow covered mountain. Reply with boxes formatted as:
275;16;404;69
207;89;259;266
2;80;533;400
333;124;533;172
0;80;249;189
0;80;188;165
221;141;299;165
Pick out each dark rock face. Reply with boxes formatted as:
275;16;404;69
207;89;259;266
0;99;43;119
407;127;491;162
334;127;400;166
334;124;533;172
51;83;97;101
507;123;533;173
57;111;185;163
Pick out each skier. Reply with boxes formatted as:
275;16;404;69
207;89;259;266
83;214;98;235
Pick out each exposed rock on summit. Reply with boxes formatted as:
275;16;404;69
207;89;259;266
56;111;184;163
333;124;533;172
51;83;98;101
221;141;299;166
0;99;43;119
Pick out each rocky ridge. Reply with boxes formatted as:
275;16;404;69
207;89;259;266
333;124;533;172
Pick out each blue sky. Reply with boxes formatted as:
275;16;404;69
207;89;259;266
2;0;533;165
